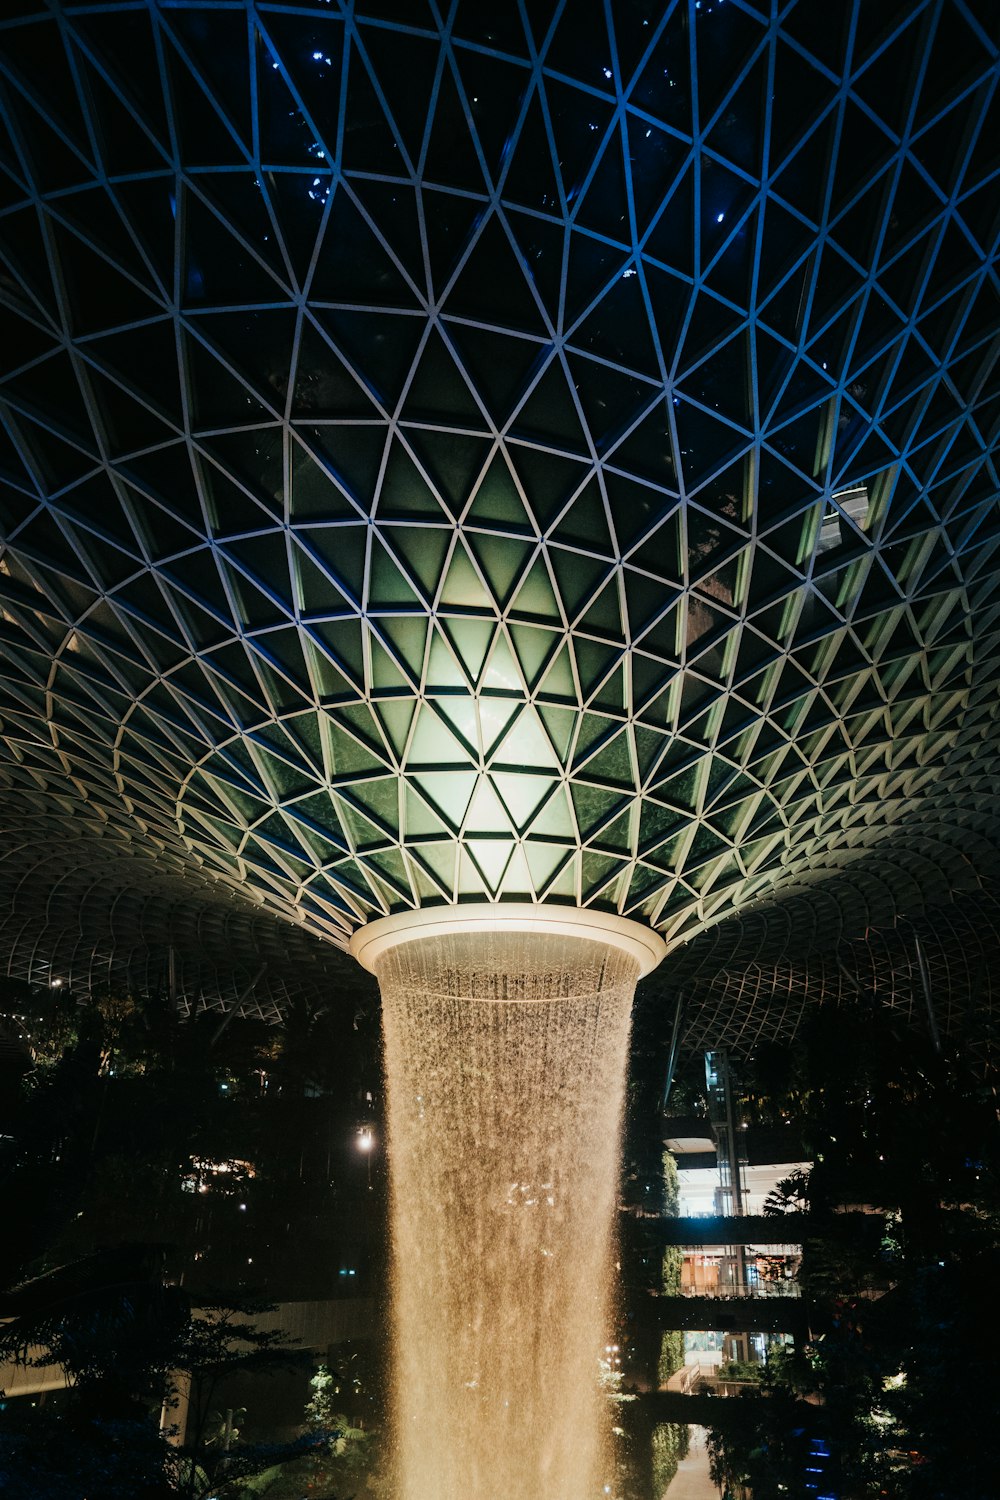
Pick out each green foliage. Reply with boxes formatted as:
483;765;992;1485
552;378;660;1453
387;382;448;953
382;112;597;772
0;1247;191;1417
304;1364;337;1431
763;1167;810;1216
656;1330;685;1388
661;1245;683;1295
173;1434;330;1500
16;989;81;1074
0;1412;174;1500
707;1003;1000;1500
0;1250;306;1500
706;1386;817;1500
716;1360;764;1383
651;1421;689;1497
657;1149;686;1390
298;1362;372;1475
661;1149;680;1218
246;1351;384;1500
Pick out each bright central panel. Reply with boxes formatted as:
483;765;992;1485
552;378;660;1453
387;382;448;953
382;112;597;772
356;907;665;1500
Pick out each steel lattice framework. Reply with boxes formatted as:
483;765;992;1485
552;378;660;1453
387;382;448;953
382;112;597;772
0;1;998;1034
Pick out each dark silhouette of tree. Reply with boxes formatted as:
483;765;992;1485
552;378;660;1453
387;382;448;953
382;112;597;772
707;999;1000;1499
0;1246;312;1499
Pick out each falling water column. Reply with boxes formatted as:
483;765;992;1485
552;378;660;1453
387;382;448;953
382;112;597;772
351;906;666;1500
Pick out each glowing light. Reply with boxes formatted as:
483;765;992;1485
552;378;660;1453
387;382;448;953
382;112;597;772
376;914;653;1500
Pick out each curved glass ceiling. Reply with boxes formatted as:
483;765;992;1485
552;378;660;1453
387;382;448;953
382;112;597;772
0;1;997;957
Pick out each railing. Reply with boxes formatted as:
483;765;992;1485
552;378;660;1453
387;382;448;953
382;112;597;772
679;1281;801;1300
664;1360;713;1395
704;1375;765;1397
667;1361;768;1398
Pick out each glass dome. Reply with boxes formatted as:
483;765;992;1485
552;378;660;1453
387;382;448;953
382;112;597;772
0;0;997;968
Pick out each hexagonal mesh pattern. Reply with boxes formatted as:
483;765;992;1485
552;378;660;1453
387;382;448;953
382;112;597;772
0;2;998;983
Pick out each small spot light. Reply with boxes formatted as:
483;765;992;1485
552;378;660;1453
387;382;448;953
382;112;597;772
357;1126;374;1152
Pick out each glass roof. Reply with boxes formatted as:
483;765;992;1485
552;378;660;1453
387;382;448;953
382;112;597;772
0;1;997;973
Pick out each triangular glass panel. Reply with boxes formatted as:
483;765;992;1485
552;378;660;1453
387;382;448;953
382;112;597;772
440;617;496;683
446;213;546;332
548;546;611;619
336;48;405;173
407;704;471;766
372;697;417;759
505;208;566;323
464;777;513;834
544;76;614;207
501;89;563;216
400;328;484;426
164;35;247;168
606;399;677;489
317;306;424;411
575;128;631;242
698;157;759;281
490;772;555;832
466;838;515;893
453;45;531;180
446;325;548;431
413;769;478;828
498;844;534;898
525;840;573;893
466;531;534;606
577;576;623;641
368;539;422;609
438;544;494;612
368;636;410;692
292;319;378;420
562;231;632;327
300;426;388;516
374;440;446;521
507;446;590;531
433;693;478;753
311;188;418;306
508;562;562;626
550;475;614;555
403;784;449;839
644;164;695;282
566;353;657;455
405;430;494;520
309;618;366;691
298;524;369;606
537;651;578;709
362;25;441;167
410;841;457;897
492;705;560;769
424;621;471;687
464;449;534;531
510;357;589;454
289;442;361;523
259;11;344;156
382;524;450;603
579;726;633;785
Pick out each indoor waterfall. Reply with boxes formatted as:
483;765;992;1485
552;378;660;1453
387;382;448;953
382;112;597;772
377;927;640;1500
